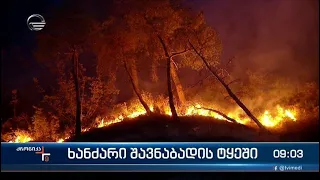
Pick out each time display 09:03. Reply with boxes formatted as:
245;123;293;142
273;149;304;159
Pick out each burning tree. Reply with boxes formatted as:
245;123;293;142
88;17;153;114
3;0;318;143
33;2;118;139
29;106;59;141
109;0;204;119
2;90;32;138
117;0;268;129
88;0;266;127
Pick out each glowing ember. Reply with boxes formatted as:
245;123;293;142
82;128;91;132
9;100;298;143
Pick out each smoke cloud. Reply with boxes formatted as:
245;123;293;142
188;0;319;82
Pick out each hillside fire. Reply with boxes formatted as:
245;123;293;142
2;0;318;144
7;100;298;143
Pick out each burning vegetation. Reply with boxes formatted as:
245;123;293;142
2;0;319;143
3;84;317;143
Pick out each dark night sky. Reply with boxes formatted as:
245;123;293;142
2;0;64;118
3;0;63;96
2;0;319;118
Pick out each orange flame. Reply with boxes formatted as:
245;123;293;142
8;131;33;143
10;100;298;143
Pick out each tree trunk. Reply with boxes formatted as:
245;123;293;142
71;50;82;138
13;105;16;119
170;64;186;104
80;79;85;124
167;57;178;119
157;35;178;120
123;59;152;114
130;60;140;94
189;42;267;131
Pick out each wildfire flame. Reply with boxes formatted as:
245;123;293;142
10;101;298;143
11;136;33;143
8;131;33;143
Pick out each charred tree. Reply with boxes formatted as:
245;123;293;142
130;60;140;96
10;90;19;119
123;59;152;114
170;64;186;104
71;49;82;138
157;35;178;120
189;41;267;131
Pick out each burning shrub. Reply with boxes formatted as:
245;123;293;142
1;113;34;142
28;107;60;141
2;129;33;143
280;82;319;118
152;95;171;115
1;113;31;133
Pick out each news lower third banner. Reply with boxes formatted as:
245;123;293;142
1;142;319;171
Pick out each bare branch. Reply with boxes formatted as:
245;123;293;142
221;76;228;80
194;105;238;123
227;79;241;86
187;73;213;89
171;59;179;70
224;96;232;100
170;48;191;58
235;91;250;97
227;56;235;65
199;34;215;48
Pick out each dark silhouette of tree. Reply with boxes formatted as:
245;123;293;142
10;89;19;118
188;42;267;131
71;49;81;137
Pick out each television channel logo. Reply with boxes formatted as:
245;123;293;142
27;14;46;31
35;146;51;162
